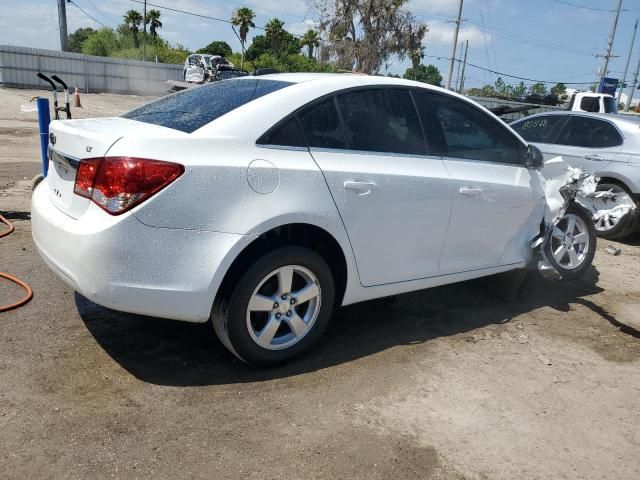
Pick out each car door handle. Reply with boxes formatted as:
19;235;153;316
584;154;606;161
344;181;376;195
459;187;483;196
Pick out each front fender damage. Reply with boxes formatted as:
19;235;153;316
530;156;636;280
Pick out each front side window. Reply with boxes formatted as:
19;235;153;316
511;115;566;144
414;90;523;164
555;117;623;148
335;89;426;155
122;79;292;133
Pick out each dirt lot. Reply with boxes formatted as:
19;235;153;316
1;86;639;480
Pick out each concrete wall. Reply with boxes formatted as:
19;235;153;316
0;45;182;96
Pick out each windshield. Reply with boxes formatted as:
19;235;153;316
603;96;617;114
122;79;292;133
202;56;212;67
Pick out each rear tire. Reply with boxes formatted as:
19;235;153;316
212;246;335;366
544;204;596;280
593;183;636;240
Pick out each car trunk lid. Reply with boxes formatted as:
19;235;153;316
46;117;184;219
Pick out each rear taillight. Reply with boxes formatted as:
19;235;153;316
73;157;184;215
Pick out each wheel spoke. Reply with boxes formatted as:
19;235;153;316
566;216;576;235
572;232;587;244
277;266;294;295
285;312;307;337
553;245;567;262
293;282;320;304
249;293;275;312
567;248;580;267
256;316;281;347
552;226;565;239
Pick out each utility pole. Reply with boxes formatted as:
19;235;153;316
142;0;147;61
598;0;623;89
446;0;464;90
624;54;640;112
617;19;638;104
458;40;469;94
57;0;68;51
454;40;463;89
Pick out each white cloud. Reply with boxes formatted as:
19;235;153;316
425;21;491;46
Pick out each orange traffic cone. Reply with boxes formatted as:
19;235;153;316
74;86;82;108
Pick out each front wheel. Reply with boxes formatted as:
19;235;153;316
212;247;335;366
592;183;636;239
544;204;596;280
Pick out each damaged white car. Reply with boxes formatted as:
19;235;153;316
32;74;598;366
183;53;244;83
512;112;639;239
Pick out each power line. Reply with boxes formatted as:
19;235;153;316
423;54;596;85
551;0;618;13
68;0;112;29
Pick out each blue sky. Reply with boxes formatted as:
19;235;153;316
1;0;640;90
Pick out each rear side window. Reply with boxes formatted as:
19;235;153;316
414;91;523;164
259;117;305;147
297;98;346;149
555;117;623;148
336;89;426;155
603;96;617;113
580;96;600;113
511;115;566;143
122;79;292;133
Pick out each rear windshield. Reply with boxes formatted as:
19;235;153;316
122;79;292;133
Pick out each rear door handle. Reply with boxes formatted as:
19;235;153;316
459;187;483;196
584;154;606;161
344;181;376;195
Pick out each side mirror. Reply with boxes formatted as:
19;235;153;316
525;144;544;170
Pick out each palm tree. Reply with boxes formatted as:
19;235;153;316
231;7;256;68
409;46;424;80
146;9;162;38
301;29;320;59
265;18;286;54
124;9;143;48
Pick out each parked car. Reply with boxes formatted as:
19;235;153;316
511;111;639;238
32;74;594;366
183;54;234;83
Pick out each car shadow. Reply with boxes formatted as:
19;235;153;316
76;267;607;386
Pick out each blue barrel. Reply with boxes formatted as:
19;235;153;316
36;97;50;177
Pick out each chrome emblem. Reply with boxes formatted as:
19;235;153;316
86;146;93;153
49;132;56;145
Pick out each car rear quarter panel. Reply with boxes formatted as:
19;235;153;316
107;136;362;305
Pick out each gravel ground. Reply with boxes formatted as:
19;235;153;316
1;87;639;480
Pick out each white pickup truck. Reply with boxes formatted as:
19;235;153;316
567;92;617;114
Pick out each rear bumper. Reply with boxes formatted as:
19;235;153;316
31;180;250;322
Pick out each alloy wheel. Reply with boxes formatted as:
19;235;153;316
550;213;590;270
246;265;322;350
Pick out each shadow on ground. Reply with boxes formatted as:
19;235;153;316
75;266;621;387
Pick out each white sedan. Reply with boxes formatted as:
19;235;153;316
32;74;594;366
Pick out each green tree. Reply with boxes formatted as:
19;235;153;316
231;7;256;67
146;9;162;38
197;41;233;57
512;81;527;98
82;28;120;56
247;21;300;60
68;27;95;53
300;29;320;59
403;64;442;86
529;82;547;95
550;82;567;102
123;9;143;48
